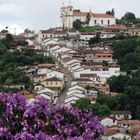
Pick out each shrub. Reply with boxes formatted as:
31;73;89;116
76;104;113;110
0;93;104;140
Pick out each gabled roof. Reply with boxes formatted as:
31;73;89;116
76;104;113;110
47;77;63;81
111;111;132;115
73;11;115;18
104;25;127;30
73;78;92;82
118;120;140;125
80;73;96;78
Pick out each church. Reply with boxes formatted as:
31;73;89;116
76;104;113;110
61;4;116;29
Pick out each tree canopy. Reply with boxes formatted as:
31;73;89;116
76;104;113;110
0;34;54;90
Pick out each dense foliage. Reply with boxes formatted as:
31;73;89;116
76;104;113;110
74;98;111;117
0;34;54;90
106;9;115;16
73;19;83;30
0;93;104;140
112;38;140;71
106;69;140;118
80;26;103;32
116;12;140;26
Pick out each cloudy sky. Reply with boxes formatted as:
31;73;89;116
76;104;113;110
0;0;139;31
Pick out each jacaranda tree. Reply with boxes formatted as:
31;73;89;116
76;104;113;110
0;93;104;140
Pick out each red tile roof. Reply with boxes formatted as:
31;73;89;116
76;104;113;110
104;25;127;30
73;11;115;18
93;13;115;18
47;77;63;81
118;120;140;125
73;78;92;82
80;74;96;78
111;111;132;115
38;63;55;68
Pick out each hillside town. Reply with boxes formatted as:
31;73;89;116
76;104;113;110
0;2;140;140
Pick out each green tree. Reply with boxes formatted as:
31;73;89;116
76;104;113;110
88;103;101;116
97;95;118;110
85;13;91;25
98;105;111;116
106;9;115;16
122;12;136;21
73;19;83;30
17;40;28;46
74;98;91;110
136;106;140;119
103;60;109;67
107;75;130;93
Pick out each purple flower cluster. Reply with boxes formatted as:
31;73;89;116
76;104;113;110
0;93;104;140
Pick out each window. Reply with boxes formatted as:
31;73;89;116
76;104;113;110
108;20;110;25
50;82;52;85
94;20;97;24
56;82;58;85
101;20;103;24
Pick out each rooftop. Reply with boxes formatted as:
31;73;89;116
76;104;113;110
73;11;115;18
47;77;63;82
111;111;132;115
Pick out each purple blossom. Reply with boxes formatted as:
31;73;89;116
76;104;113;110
0;93;104;139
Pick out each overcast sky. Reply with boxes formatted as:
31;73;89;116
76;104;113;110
0;0;139;31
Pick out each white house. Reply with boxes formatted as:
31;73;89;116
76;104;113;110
26;39;34;46
65;93;86;105
102;132;131;140
100;117;117;127
66;59;81;66
52;47;71;57
73;67;120;82
68;85;85;91
37;87;56;95
80;32;96;41
100;31;116;39
71;78;93;86
70;65;83;73
34;84;44;91
61;4;116;29
110;111;132;120
49;45;61;53
37;67;52;75
117;120;140;131
43;38;59;46
46;70;64;79
67;88;84;96
37;87;58;102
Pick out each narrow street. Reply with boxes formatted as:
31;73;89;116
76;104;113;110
55;60;73;104
58;67;73;103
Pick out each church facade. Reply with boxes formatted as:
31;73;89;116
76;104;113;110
61;5;116;29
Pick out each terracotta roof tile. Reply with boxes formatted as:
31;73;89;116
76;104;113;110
118;120;140;125
73;11;115;18
111;111;132;115
47;77;63;81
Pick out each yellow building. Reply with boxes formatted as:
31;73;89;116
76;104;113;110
128;28;140;36
41;77;64;90
33;74;47;83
